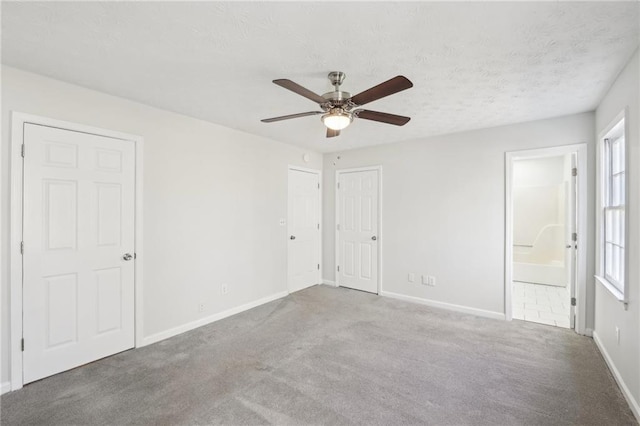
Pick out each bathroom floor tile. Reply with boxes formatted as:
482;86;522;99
539;311;571;322
512;282;570;329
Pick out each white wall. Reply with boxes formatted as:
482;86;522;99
323;113;595;319
594;49;640;417
513;156;566;187
0;66;322;385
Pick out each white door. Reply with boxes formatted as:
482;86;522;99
287;169;320;293
23;124;136;384
337;170;379;293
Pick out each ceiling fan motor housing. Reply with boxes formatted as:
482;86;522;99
322;90;351;105
322;71;351;108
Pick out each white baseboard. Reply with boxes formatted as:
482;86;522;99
380;291;505;320
593;331;640;422
322;279;337;287
141;291;288;347
583;327;593;337
1;381;11;395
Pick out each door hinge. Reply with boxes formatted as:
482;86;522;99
571;297;576;306
572;167;577;177
337;265;340;272
21;338;24;352
337;182;340;189
20;241;24;255
21;144;25;158
318;183;320;189
337;224;341;231
134;253;137;259
572;232;577;242
317;223;320;230
317;264;320;270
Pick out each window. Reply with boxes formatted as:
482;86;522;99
599;117;626;299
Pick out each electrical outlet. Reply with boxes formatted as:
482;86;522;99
198;303;205;313
408;273;415;283
421;275;429;285
221;283;229;295
615;326;620;345
428;276;436;287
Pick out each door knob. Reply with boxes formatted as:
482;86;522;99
371;236;377;241
122;253;133;261
290;235;296;240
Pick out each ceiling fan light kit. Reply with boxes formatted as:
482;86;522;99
261;71;413;138
322;109;352;131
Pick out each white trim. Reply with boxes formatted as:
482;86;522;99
287;165;322;293
9;112;144;391
335;166;383;294
288;164;320;175
505;143;588;335
134;134;145;348
595;109;629;305
0;67;3;395
593;331;640;422
10;113;23;391
141;291;288;347
1;382;11;395
381;291;505;320
584;328;593;337
505;157;514;322
599;109;628;142
595;275;626;303
322;279;337;287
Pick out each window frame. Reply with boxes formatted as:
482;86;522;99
596;111;628;303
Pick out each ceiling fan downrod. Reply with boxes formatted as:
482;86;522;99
323;71;351;104
328;71;346;90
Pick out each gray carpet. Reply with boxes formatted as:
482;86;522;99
1;285;637;425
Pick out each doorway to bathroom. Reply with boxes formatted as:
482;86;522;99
505;144;587;333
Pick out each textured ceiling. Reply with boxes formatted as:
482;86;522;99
2;2;638;153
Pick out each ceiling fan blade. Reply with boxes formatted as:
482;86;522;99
350;76;413;106
273;79;328;104
356;110;411;126
261;111;324;123
326;128;341;138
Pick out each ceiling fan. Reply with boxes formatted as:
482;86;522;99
261;72;413;138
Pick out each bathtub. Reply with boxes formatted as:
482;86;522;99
513;259;567;287
513;224;569;287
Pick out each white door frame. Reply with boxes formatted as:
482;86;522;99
505;143;587;334
287;165;322;293
9;112;144;391
335;166;383;294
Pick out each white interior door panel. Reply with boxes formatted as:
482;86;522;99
338;170;379;293
22;124;136;384
288;169;320;293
